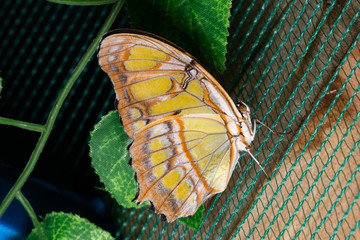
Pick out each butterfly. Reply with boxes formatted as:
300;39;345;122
98;29;266;222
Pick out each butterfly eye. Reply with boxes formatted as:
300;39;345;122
238;105;247;112
237;102;250;113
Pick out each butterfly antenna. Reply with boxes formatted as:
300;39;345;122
247;150;269;179
255;119;293;135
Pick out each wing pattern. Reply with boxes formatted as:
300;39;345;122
98;31;244;138
130;114;239;222
98;30;254;221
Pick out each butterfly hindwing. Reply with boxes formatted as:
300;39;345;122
130;114;239;222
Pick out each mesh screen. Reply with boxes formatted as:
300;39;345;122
0;0;359;239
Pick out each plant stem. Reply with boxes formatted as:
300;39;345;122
0;117;46;132
16;191;47;239
0;0;124;218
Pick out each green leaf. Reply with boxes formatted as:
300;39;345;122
27;212;113;240
179;204;205;230
47;0;118;5
89;111;205;227
89;110;145;209
125;0;231;73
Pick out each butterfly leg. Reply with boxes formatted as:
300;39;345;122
246;150;269;179
252;119;257;141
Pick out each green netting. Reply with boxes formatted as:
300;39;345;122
1;0;359;239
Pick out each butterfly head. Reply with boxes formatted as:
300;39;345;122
235;101;256;149
235;101;250;113
235;101;269;177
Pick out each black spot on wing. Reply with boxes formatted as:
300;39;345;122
149;202;155;211
122;88;131;103
160;214;167;222
118;74;127;84
109;64;120;72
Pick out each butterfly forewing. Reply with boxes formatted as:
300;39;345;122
98;31;243;138
98;30;254;222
